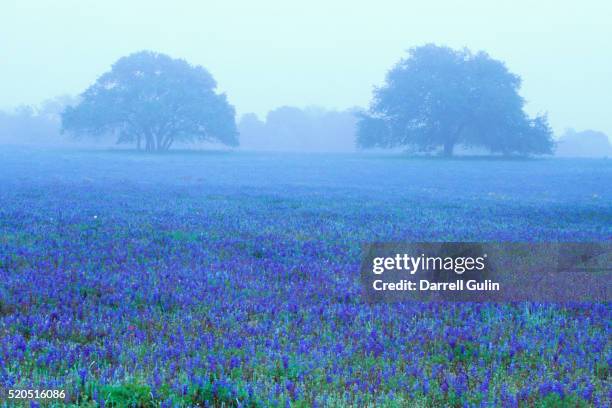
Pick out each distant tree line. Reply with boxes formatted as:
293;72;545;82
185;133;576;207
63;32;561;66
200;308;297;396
239;106;358;152
0;96;76;146
4;46;608;156
556;129;611;158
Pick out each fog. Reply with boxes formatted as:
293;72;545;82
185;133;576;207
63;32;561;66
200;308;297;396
1;1;611;153
556;129;612;157
239;107;358;152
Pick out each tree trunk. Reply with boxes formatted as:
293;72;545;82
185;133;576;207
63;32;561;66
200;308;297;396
443;140;454;157
145;135;153;152
136;134;141;151
141;132;174;152
161;135;174;151
442;123;464;157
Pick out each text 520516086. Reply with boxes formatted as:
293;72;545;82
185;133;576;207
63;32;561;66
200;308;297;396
7;389;66;400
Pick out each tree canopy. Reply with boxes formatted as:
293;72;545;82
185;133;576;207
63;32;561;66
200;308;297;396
62;51;238;151
357;44;554;156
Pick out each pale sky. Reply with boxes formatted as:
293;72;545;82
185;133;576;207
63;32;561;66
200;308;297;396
1;0;611;137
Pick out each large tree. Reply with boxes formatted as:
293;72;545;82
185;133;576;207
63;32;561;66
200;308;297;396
357;44;554;156
62;51;238;151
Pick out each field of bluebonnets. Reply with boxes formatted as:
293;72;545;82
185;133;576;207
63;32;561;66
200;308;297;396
0;147;610;407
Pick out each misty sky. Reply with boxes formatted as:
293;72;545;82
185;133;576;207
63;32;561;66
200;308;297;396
2;0;611;137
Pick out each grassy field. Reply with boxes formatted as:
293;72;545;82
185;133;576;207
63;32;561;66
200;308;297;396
0;148;610;407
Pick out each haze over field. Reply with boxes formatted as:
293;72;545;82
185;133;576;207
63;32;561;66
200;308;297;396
1;0;611;141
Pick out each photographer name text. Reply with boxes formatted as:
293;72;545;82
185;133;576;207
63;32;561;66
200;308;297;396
371;254;500;292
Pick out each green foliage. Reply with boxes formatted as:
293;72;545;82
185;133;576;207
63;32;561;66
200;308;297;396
533;393;590;408
100;382;155;407
182;378;263;407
